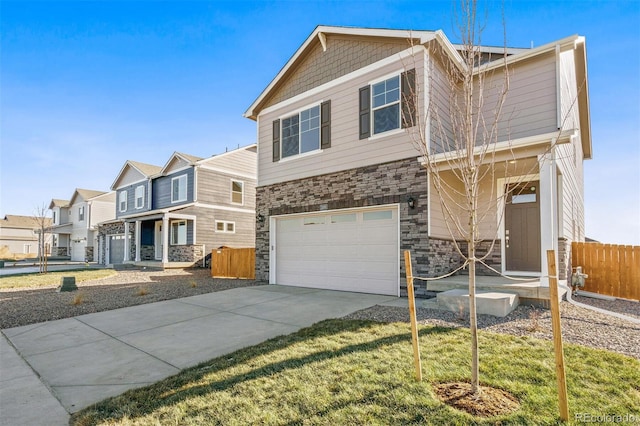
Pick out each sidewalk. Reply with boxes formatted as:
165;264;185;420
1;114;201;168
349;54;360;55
1;285;406;424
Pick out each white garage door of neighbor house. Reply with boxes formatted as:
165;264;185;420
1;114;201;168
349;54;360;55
274;206;399;296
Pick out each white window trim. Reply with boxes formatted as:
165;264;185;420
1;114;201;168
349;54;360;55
215;220;236;234
231;180;244;205
119;191;127;213
279;101;323;160
370;72;402;137
170;220;187;245
135;185;145;209
78;206;85;221
171;175;188;203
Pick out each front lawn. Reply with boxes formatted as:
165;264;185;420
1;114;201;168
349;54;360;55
72;320;640;425
0;269;117;289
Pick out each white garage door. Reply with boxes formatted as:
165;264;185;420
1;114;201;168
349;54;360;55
274;206;399;296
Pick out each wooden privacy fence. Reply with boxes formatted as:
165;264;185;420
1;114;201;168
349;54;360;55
571;242;640;301
211;248;255;279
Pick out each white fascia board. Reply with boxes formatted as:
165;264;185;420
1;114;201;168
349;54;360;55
451;44;529;55
419;129;576;166
259;44;427;117
198;165;256;180
193;202;255;214
477;35;583;74
118;203;196;220
244;26;436;119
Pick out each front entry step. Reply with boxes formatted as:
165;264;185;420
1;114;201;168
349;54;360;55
435;289;520;317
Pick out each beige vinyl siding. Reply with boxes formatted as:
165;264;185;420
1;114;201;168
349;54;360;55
177;206;255;252
480;52;558;142
428;54;455;154
89;200;116;228
257;52;426;187
555;49;585;242
196;168;257;210
429;169;498;240
117;167;146;187
201;147;257;177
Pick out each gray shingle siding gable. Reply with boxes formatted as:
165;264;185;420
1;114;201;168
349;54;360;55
115;181;152;218
152;168;195;209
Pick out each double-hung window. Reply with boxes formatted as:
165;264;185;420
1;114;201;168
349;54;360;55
231;180;244;204
272;101;331;162
78;206;85;221
170;220;187;245
119;191;127;212
359;69;415;139
282;105;320;158
371;75;400;135
135;185;145;209
171;175;187;203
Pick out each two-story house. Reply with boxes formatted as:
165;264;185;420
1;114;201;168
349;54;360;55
0;215;52;257
244;26;590;298
49;189;116;261
98;145;257;267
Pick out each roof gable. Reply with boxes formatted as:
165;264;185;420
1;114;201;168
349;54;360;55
159;152;202;176
49;199;69;209
69;189;107;206
111;160;162;189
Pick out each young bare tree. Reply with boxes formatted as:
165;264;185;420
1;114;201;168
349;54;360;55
407;1;586;397
405;1;513;395
33;203;51;273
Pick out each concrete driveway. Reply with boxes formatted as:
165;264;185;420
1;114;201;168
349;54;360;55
1;285;405;424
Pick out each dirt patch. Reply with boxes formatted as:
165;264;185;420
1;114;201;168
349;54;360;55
434;381;520;417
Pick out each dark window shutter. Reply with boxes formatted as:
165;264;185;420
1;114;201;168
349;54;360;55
320;100;331;149
272;119;280;162
359;86;371;139
401;68;416;129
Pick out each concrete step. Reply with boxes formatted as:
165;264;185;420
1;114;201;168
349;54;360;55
436;289;519;317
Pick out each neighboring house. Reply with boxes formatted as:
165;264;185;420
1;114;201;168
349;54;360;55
98;145;257;267
244;26;591;297
49;189;116;262
0;215;52;257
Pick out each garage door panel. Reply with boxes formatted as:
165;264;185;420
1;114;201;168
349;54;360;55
275;207;399;296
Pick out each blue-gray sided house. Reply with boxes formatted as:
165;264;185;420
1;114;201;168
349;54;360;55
98;145;257;267
244;26;591;297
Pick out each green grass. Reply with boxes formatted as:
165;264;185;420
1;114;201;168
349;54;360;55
72;320;640;425
0;269;117;289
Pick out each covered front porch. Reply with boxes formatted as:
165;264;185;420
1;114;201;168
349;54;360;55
121;211;205;268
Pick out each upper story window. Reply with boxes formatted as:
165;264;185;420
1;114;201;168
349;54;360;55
78;206;85;221
231;180;244;204
359;69;415;139
282;105;320;158
171;175;188;203
119;191;127;212
135;185;145;209
52;211;56;225
272;101;331;162
372;76;400;134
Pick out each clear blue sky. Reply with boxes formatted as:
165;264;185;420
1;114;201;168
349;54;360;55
1;0;639;245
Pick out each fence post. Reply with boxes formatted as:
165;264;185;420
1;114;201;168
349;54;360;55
547;250;569;421
403;250;422;382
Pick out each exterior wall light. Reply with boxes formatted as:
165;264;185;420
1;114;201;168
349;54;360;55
407;196;416;209
257;214;265;223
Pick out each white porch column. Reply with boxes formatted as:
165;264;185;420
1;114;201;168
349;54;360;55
123;222;131;262
162;216;169;264
135;220;141;262
538;150;559;287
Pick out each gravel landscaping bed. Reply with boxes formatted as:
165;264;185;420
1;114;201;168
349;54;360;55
0;268;260;329
1;269;638;360
344;296;640;360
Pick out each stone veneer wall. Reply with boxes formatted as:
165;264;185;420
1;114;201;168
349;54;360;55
169;244;205;265
140;245;154;261
52;247;68;257
256;157;477;297
557;237;570;281
84;246;94;262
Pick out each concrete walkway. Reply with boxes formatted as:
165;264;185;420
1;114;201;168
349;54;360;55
1;285;406;424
